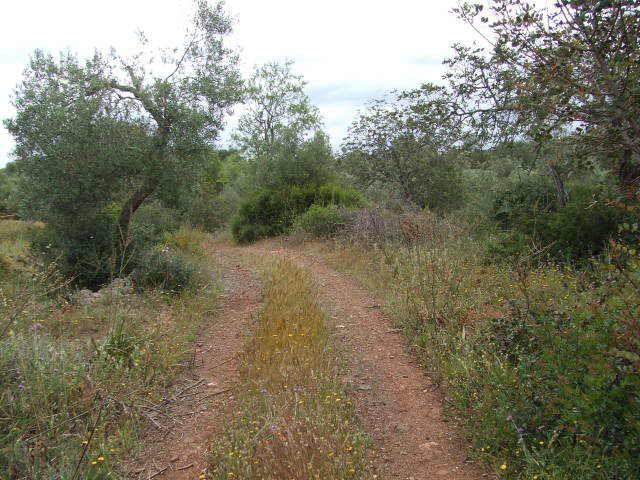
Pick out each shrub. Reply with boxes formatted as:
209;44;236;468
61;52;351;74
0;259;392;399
132;249;207;293
186;189;235;232
293;204;352;238
531;185;623;260
131;201;181;251
163;225;206;256
29;211;119;289
492;174;556;230
231;183;363;243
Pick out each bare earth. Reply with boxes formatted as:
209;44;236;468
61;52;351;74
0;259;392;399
129;243;489;480
128;248;260;480
252;243;488;480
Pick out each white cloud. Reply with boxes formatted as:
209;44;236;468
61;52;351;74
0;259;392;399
0;0;481;166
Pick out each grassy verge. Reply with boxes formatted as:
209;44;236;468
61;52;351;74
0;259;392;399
305;216;639;479
207;256;373;480
0;221;220;479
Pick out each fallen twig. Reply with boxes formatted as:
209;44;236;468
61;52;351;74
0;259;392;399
209;354;238;370
173;379;204;399
198;387;234;401
148;466;168;479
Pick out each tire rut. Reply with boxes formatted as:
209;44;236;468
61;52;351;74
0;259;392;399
128;248;260;480
252;244;489;480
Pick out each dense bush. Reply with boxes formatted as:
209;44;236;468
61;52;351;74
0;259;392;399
131;201;181;251
231;183;363;243
30;211;119;290
532;185;623;260
132;248;207;293
489;180;623;261
492;174;556;230
293;204;353;238
463;266;640;478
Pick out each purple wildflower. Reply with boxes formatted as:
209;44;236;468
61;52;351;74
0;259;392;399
517;427;524;433
506;415;513;422
293;387;302;393
18;383;27;391
260;388;268;394
30;323;43;331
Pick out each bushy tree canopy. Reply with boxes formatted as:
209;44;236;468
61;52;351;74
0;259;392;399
4;0;243;284
447;0;640;190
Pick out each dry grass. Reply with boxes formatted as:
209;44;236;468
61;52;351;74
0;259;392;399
207;257;373;479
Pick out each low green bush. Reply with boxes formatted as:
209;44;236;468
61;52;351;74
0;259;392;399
132;248;207;293
531;185;623;260
231;183;363;243
131;201;181;251
489;182;624;262
29;211;118;290
293;204;353;238
492;174;556;230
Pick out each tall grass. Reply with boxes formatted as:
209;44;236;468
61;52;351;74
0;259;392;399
313;212;639;479
0;220;220;479
208;257;373;479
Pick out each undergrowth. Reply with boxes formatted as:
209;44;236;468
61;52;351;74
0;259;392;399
0;221;220;479
310;211;639;479
207;257;373;479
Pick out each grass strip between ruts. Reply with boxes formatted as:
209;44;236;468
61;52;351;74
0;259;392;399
207;256;375;480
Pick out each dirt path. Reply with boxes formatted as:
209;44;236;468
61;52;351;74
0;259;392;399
128;248;260;480
252;243;488;480
130;242;488;480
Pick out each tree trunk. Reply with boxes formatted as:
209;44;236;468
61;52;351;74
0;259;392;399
547;162;569;208
619;148;640;197
117;185;155;250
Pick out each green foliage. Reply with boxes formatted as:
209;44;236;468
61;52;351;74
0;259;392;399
231;183;362;243
492;174;556;230
0;164;19;215
341;86;466;211
293;204;352;238
29;211;118;289
249;130;337;191
130;201;181;252
531;186;624;260
460;270;640;479
132;248;207;293
233;60;321;158
447;0;640;188
4;1;242;288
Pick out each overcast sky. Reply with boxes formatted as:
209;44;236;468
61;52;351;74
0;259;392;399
0;0;481;167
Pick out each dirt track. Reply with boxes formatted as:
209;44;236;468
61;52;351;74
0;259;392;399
129;243;488;480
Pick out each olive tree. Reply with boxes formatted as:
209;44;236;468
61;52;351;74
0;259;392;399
341;84;466;211
232;60;321;159
447;0;640;193
4;1;242;285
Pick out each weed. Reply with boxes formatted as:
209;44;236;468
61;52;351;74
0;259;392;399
208;257;373;479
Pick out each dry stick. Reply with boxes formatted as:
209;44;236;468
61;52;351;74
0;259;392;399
140;405;184;425
71;395;104;480
198;387;234;401
209;354;238;370
145;412;166;431
176;463;194;471
148;465;169;479
173;379;204;398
